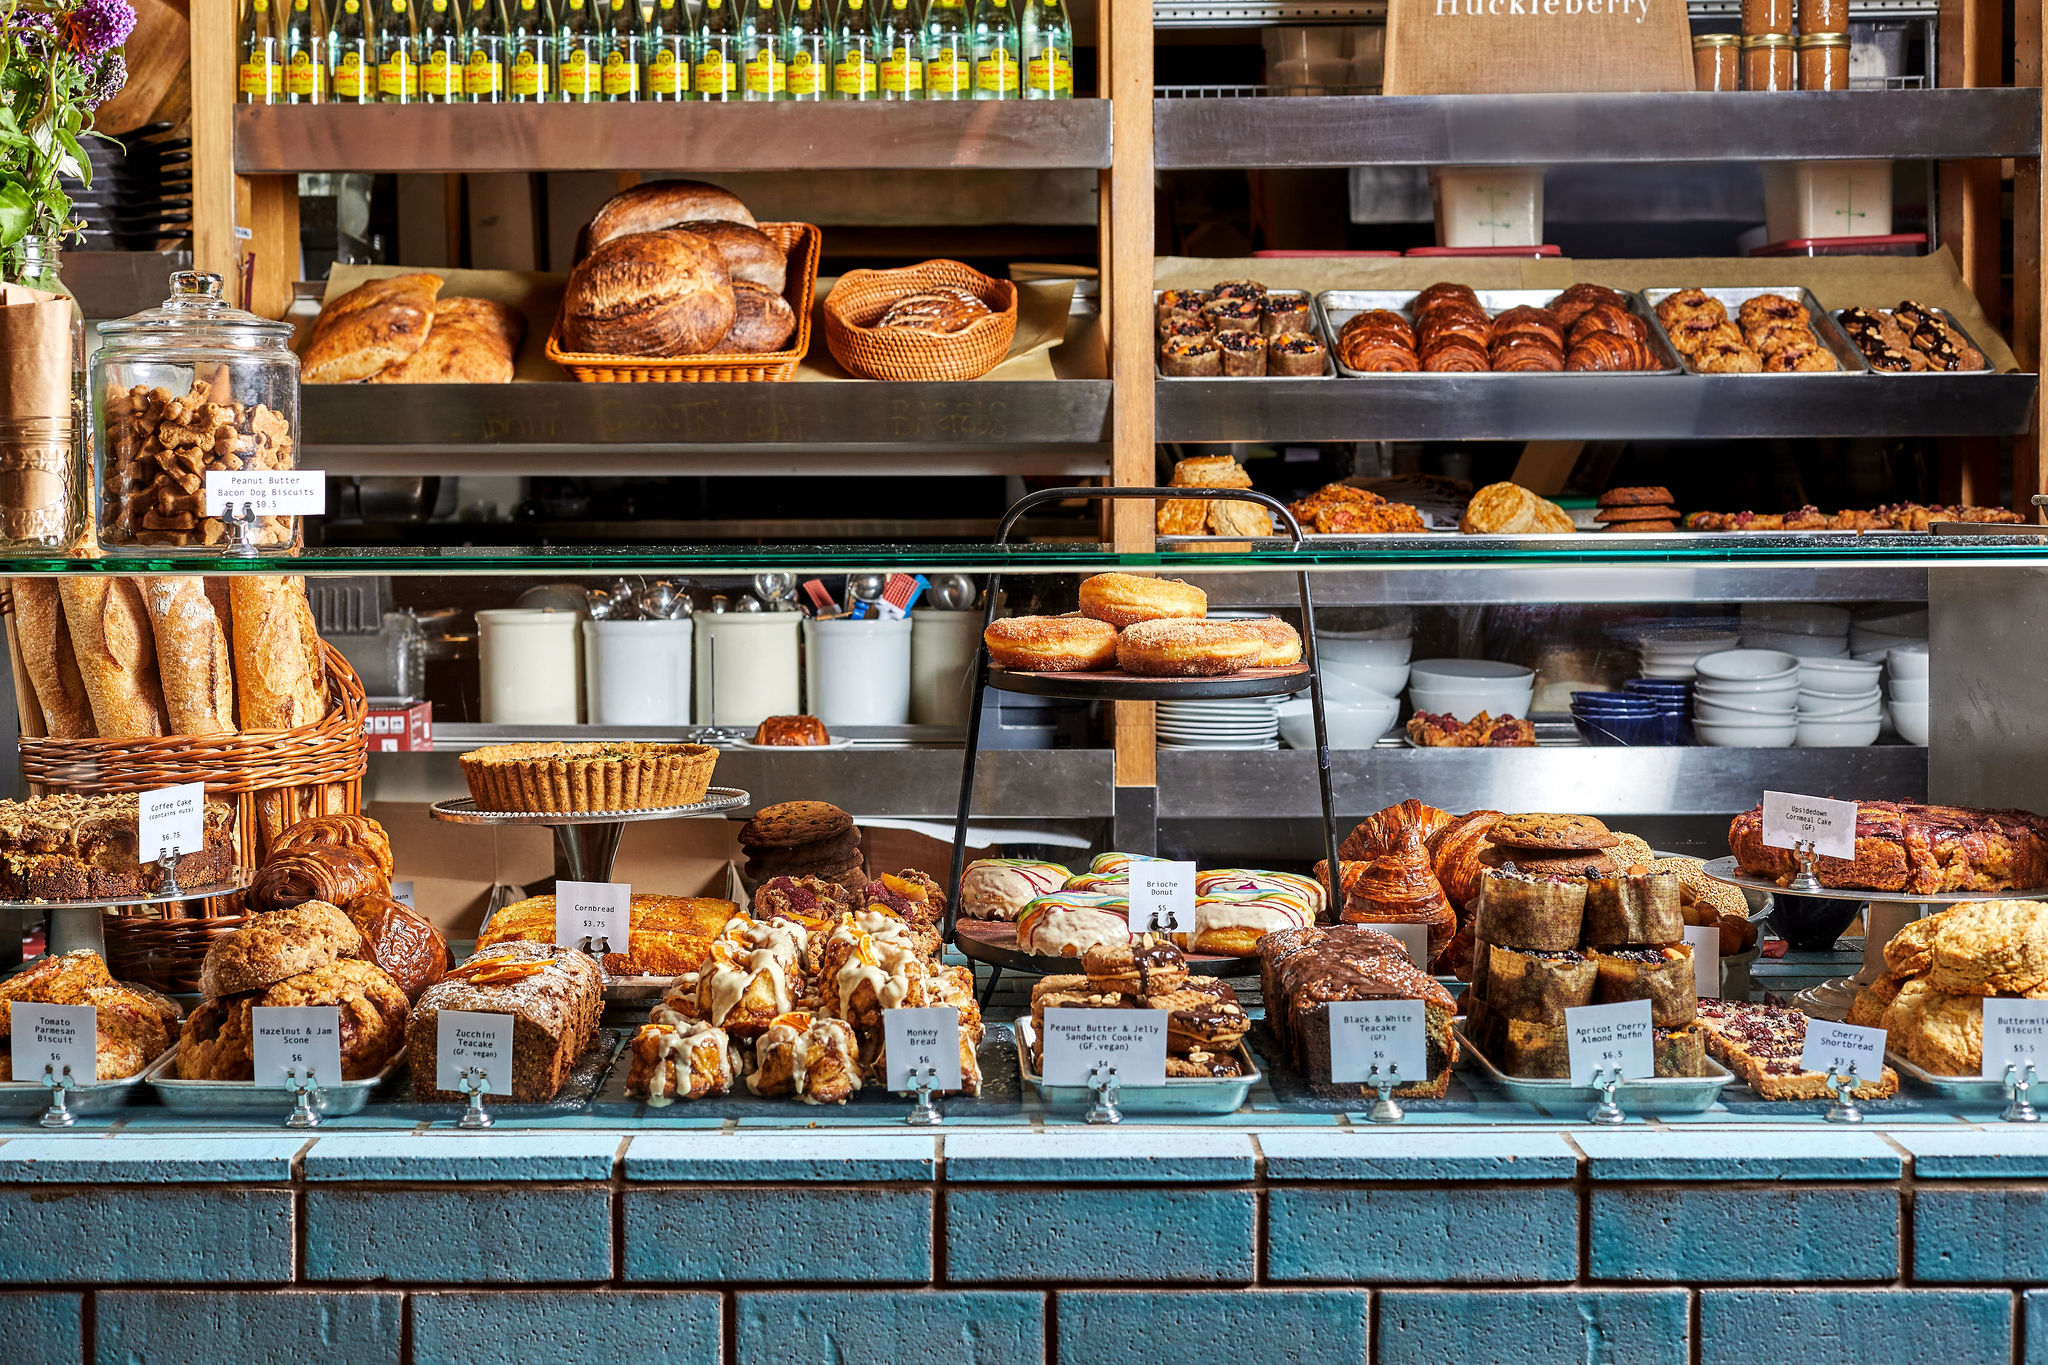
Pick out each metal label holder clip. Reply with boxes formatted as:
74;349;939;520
157;846;183;899
1788;839;1824;894
904;1066;942;1126
1084;1064;1123;1125
224;502;263;559
284;1067;323;1129
1363;1063;1404;1124
1824;1064;1865;1123
1587;1065;1626;1125
2004;1060;2041;1124
38;1064;76;1129
456;1066;494;1129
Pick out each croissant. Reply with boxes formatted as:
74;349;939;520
1550;283;1629;329
247;846;390;913
1491;339;1564;372
1331;830;1457;967
1491;306;1563;350
1422;338;1489;372
1566;332;1652;372
271;813;395;879
1340;337;1419;372
1430;809;1505;911
1414;282;1482;317
1341;309;1415;347
1419;310;1491;349
1567;303;1647;347
1342;798;1456;860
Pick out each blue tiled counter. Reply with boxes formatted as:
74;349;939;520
5;1122;2048;1365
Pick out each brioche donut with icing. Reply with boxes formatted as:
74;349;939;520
1195;867;1327;918
959;858;1071;921
1077;572;1207;628
984;615;1117;672
1089;852;1156;876
1016;891;1131;957
1176;891;1316;957
1063;871;1130;894
1239;616;1304;668
1117;618;1266;678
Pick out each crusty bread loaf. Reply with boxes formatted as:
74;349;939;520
559;230;737;357
230;576;326;730
670;220;786;293
303;273;445;383
725;282;798;354
369;297;525;384
406;941;605;1102
10;577;94;737
583;180;756;255
57;576;167;738
143;576;236;734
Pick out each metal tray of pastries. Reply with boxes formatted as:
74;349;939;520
1317;288;1680;377
1642;286;1867;376
1013;1019;1261;1115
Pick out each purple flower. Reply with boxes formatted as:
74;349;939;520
83;49;126;106
65;0;136;56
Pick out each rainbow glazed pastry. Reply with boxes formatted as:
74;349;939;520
1016;892;1132;957
1176;892;1316;958
1090;851;1161;877
1195;868;1328;919
960;858;1071;921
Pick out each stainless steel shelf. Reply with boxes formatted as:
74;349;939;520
1158;744;1928;819
1153;89;2041;167
1155;372;2040;442
1155;0;1929;25
1188;565;1928;605
236;102;1115;173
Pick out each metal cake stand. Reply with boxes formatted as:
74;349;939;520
431;788;751;884
0;868;252;961
1700;853;2048;1020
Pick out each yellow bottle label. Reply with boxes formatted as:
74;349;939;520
432;0;447;9
253;0;268;10
286;48;325;95
744;48;785;93
1026;46;1070;92
561;48;599;93
696;49;736;90
601;48;639;93
787;48;822;94
465;51;503;93
510;47;548;92
648;47;687;93
422;48;462;94
379;53;419;95
926;52;967;93
834;49;877;93
239;57;279;95
392;0;407;10
335;49;369;94
344;0;359;9
881;45;921;91
975;49;1016;92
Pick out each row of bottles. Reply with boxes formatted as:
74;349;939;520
240;0;1072;102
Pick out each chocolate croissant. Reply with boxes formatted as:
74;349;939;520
1550;283;1630;329
247;846;391;913
1414;282;1482;318
1342;310;1415;348
1339;335;1418;373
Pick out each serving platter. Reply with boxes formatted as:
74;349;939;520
144;1046;403;1117
987;664;1312;702
1452;1019;1735;1117
1887;1051;2032;1105
1697;856;2048;906
951;917;1259;978
0;1046;173;1119
1013;1019;1259;1116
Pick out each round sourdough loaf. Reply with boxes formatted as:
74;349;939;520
584;180;757;254
560;230;737;357
672;220;787;293
725;282;798;353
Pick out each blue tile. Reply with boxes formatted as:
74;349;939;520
1575;1130;1902;1181
1268;1186;1577;1283
625;1133;935;1182
734;1291;1042;1365
305;1188;611;1283
1378;1290;1688;1365
1592;1187;1897;1282
1057;1290;1367;1365
411;1292;720;1365
1256;1130;1577;1181
303;1134;619;1182
942;1131;1253;1182
0;1292;81;1365
1915;1188;2048;1282
95;1291;402;1365
1701;1290;2011;1365
947;1188;1254;1283
2026;1291;2048;1364
0;1137;302;1183
1897;1129;2048;1178
624;1187;932;1283
0;1188;291;1284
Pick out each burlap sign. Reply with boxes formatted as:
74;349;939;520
1384;0;1695;94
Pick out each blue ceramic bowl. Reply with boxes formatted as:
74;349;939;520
1625;678;1691;694
1573;691;1659;712
1574;712;1664;746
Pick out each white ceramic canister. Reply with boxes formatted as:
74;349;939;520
804;615;914;726
910;609;983;726
694;611;803;726
476;609;582;724
582;618;694;725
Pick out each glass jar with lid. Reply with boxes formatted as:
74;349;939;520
91;271;302;556
1796;32;1851;89
1740;33;1794;91
1693;33;1740;90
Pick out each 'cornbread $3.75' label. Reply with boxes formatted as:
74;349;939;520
1040;1008;1167;1086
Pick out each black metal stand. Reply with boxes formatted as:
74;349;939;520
945;486;1345;985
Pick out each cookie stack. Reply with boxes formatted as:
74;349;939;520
737;800;866;894
1155;454;1273;538
1595;486;1680;534
1026;937;1251;1079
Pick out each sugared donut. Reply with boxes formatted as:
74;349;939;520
984;615;1117;672
960;858;1071;921
1239;616;1303;668
1077;573;1207;628
1116;618;1266;678
1016;892;1132;957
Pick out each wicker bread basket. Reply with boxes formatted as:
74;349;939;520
823;260;1020;382
546;222;822;382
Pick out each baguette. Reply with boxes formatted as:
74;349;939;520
10;578;94;737
143;577;237;735
57;576;168;739
230;576;327;730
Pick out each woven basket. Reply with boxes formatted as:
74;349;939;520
104;913;252;993
823;260;1019;382
546;222;822;382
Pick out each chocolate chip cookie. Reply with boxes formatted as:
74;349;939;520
737;801;856;849
1598;486;1675;508
1490;813;1621;851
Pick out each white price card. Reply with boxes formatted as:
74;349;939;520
1040;1008;1168;1087
1799;1019;1886;1078
136;782;205;866
1379;923;1430;971
1683;925;1720;1002
389;880;416;909
250;1005;343;1088
203;469;326;518
8;1003;97;1084
1127;860;1197;934
1565;999;1655;1082
435;1010;513;1095
883;1007;963;1092
555;880;631;956
1761;790;1859;861
1981;999;2048;1080
1328;1000;1425;1084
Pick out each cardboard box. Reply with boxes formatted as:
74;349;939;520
364;701;433;752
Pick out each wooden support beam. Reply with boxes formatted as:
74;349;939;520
2019;0;2044;513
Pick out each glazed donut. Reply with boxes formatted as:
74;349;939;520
1195;867;1327;918
960;858;1071;921
1063;871;1130;894
1239;616;1303;668
1116;618;1267;678
984;615;1117;672
1088;851;1154;876
1016;892;1131;957
1737;294;1804;332
1077;572;1207;628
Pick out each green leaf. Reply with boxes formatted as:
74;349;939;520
0;181;33;247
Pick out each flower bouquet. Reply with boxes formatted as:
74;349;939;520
0;0;134;287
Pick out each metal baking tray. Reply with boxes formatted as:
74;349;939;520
1832;305;1995;376
607;975;681;1007
1153;289;1334;380
1316;288;1682;378
1641;286;1868;376
1452;1019;1734;1117
1013;1019;1259;1116
0;1047;172;1119
143;1045;402;1117
1887;1051;2021;1104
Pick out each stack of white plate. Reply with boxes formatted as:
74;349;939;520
1739;603;1851;659
1887;642;1929;744
1636;626;1741;680
1691;649;1798;747
1795;657;1882;747
1851;608;1929;661
1158;696;1281;750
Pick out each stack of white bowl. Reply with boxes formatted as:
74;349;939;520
1406;658;1536;723
1279;627;1410;749
1635;625;1741;680
1691;649;1798;747
1851;608;1928;661
1739;603;1851;659
1887;642;1929;744
1795;657;1882;747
